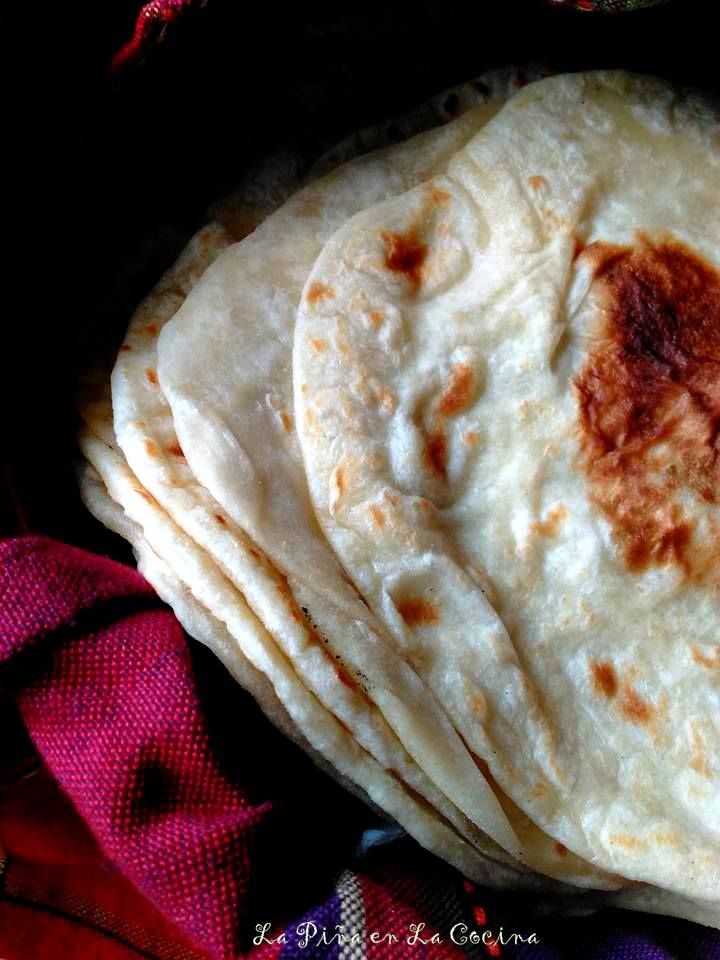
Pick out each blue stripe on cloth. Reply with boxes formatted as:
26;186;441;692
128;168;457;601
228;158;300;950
281;890;344;960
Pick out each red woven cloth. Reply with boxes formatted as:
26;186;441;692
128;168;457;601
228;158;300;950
2;536;719;960
0;535;274;958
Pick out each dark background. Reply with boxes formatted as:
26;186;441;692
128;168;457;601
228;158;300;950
1;0;713;543
0;0;715;934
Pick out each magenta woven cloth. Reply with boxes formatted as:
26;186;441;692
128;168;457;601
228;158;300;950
1;535;720;959
544;0;669;9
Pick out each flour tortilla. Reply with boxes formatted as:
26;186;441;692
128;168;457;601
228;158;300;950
79;383;527;877
114;72;541;871
150;68;628;885
78;460;314;757
77;70;546;880
294;71;720;901
77;463;720;928
77;410;557;892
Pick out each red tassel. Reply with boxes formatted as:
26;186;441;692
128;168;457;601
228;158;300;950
110;0;205;74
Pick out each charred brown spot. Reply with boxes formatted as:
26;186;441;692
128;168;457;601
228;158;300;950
590;660;618;698
167;441;185;460
144;439;159;458
145;368;159;386
275;576;304;625
572;235;586;261
335;665;358;692
334;466;346;495
381;228;428;292
554;842;568;857
610;833;645;851
531;504;567;539
369;505;385;529
306;282;334;305
397;597;440;627
214;514;227;526
690;725;712;778
424;430;448;480
464;431;479;447
369;310;384;328
144;323;159;336
437;363;474;417
528;175;547;191
418;362;476;480
279;411;294;433
575;235;720;582
378;386;395;412
691;646;720;668
619;682;655;725
120;344;133;352
426;186;450;207
309;338;327;353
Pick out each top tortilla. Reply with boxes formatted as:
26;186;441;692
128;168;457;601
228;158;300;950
294;70;720;901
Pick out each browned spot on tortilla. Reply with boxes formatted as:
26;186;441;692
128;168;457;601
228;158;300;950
378;386;395;412
426;186;450;207
249;547;261;560
437;363;474;417
369;310;384;328
369;505;385;529
120;344;133;352
590;660;618;698
397;597;440;627
418;362;477;481
166;441;184;460
424;430;448;480
691;646;720;668
309;338;327;353
279;411;293;433
572;235;586;261
464;431;479;447
214;514;226;526
470;694;487;718
276;576;303;625
145;369;159;386
690;725;712;778
306;282;334;305
531;504;567;539
144;439;159;458
610;833;646;851
144;323;159;336
554;842;568;857
381;228;428;292
528;175;547;191
654;830;682;846
619;682;655;725
575;234;720;582
137;490;156;505
334;466;346;495
335;665;358;692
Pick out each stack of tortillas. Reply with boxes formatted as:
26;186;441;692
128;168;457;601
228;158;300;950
77;68;720;925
